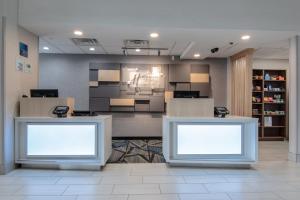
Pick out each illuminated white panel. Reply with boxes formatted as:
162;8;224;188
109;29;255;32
177;124;242;155
27;124;96;156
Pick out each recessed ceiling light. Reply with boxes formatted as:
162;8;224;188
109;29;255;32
43;46;49;50
135;48;141;52
194;53;200;58
74;30;83;36
150;32;159;38
241;35;251;40
89;47;95;51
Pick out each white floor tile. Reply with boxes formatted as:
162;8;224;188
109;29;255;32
246;182;299;192
15;177;60;185
228;192;282;200
55;170;94;177
8;169;57;177
204;182;257;193
0;177;17;185
179;193;231;200
0;141;296;199
0;196;24;200
22;196;77;200
76;195;128;200
276;192;300;200
57;177;101;185
63;185;114;195
168;168;207;176
16;185;68;195
0;186;23;195
184;176;227;183
113;184;160;194
128;194;179;200
143;176;185;183
101;176;142;184
159;184;207;194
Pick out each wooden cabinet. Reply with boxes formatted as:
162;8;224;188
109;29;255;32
168;64;191;82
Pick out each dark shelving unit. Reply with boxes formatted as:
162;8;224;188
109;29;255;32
252;69;287;141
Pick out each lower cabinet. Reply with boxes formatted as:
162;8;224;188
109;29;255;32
150;96;165;112
90;85;120;98
90;98;110;112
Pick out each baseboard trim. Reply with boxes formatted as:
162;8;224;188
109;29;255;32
288;152;300;162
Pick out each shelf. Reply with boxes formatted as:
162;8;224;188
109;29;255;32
259;137;285;141
264;114;285;116
264;80;286;82
264;102;285;104
264;91;285;93
264;126;285;128
252;69;287;141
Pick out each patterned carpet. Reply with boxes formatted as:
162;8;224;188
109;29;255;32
108;139;165;163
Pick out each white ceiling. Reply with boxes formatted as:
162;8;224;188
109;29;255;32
19;0;299;59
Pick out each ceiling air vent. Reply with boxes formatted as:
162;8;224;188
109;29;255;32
123;40;149;48
71;38;99;46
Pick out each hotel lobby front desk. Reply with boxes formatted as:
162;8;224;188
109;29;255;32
163;99;258;167
163;116;258;167
14;115;112;170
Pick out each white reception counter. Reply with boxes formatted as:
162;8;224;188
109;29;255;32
15;115;112;170
163;116;258;167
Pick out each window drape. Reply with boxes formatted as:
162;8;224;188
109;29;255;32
230;49;254;117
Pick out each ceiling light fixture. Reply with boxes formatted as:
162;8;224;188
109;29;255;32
194;53;200;58
43;46;49;50
150;32;159;38
135;48;141;52
74;30;83;36
241;35;251;40
89;47;95;51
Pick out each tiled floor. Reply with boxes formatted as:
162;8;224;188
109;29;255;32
1;141;300;200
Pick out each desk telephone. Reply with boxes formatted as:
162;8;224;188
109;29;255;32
53;106;69;118
214;107;229;118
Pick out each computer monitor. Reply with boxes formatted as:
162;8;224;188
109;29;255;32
30;89;58;98
173;91;200;98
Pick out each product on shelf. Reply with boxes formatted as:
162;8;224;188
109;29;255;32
264;110;285;115
264;73;270;80
253;75;263;80
264;117;272;126
254;86;262;91
252;109;260;115
252;97;262;103
263;94;284;103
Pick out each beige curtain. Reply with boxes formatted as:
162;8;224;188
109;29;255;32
230;49;254;117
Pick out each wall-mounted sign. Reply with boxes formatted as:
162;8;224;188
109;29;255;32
16;58;24;71
19;42;28;58
24;63;32;73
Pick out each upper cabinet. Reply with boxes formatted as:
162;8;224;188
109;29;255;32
168;64;191;83
98;69;120;82
190;64;210;83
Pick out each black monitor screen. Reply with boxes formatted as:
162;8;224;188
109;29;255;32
173;91;200;98
30;89;58;98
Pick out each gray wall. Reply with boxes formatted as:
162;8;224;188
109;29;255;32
39;54;228;110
